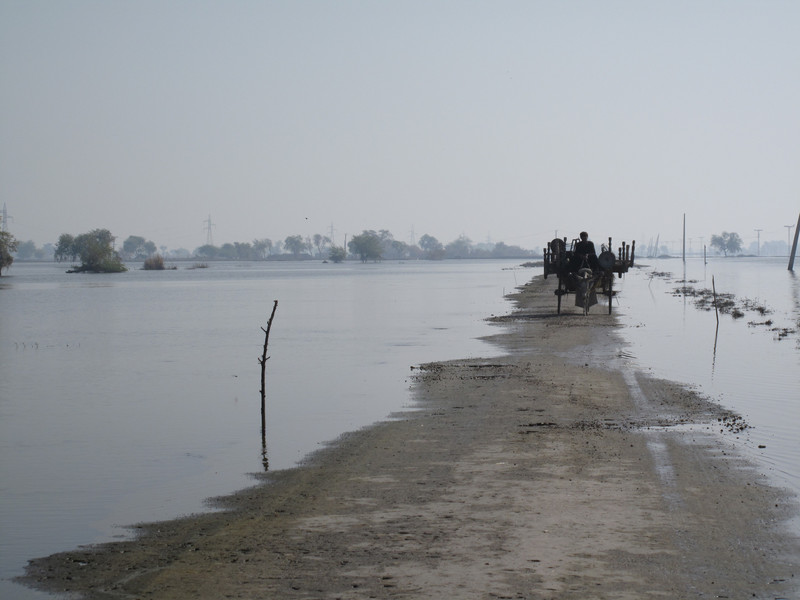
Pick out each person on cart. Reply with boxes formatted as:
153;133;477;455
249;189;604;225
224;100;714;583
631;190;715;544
572;231;599;271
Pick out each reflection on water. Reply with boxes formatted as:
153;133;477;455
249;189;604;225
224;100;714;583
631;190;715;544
0;260;519;596
616;257;800;495
790;270;800;328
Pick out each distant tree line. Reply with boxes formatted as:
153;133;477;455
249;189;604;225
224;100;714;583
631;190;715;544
11;227;792;270
5;228;538;270
10;239;54;261
191;230;537;262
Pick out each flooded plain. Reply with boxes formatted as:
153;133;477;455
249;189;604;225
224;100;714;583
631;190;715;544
1;256;798;599
616;256;800;494
0;259;520;598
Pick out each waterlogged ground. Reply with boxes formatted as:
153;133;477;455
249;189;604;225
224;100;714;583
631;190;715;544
1;259;521;598
3;257;799;599
17;271;800;600
615;257;800;494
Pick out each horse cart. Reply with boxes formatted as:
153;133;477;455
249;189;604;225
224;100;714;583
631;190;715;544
543;236;635;315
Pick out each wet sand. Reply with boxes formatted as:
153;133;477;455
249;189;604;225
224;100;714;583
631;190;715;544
20;275;799;599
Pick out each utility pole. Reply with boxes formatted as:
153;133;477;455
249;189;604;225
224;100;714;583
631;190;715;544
754;228;762;256
409;225;416;246
328;222;336;246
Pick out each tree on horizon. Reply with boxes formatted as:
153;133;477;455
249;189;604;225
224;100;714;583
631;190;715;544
710;232;743;256
348;230;383;262
284;235;307;256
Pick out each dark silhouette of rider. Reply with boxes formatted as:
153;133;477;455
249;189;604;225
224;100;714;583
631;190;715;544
573;231;599;270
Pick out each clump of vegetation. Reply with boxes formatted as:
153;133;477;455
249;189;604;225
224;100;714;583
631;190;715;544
741;299;771;316
672;286;736;312
57;229;127;273
348;231;384;262
328;246;347;263
673;282;797;341
188;262;208;270
143;254;165;270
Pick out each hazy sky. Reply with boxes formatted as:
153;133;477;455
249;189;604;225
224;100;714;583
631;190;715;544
1;1;798;252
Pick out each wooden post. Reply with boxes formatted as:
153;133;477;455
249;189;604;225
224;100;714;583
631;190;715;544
788;212;800;271
712;276;719;325
682;213;686;264
259;300;278;469
259;300;278;400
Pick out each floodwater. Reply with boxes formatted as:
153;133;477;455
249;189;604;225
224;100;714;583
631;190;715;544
0;259;520;598
1;256;799;599
615;256;800;494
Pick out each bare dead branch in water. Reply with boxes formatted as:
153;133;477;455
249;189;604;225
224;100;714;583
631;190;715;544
259;300;279;396
259;300;278;470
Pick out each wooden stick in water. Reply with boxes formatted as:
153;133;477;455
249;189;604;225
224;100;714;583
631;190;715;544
712;277;719;325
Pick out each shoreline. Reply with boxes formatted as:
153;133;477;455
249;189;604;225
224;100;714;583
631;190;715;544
19;274;800;598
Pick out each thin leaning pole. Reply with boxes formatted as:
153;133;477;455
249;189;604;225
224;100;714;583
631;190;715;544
788;212;800;271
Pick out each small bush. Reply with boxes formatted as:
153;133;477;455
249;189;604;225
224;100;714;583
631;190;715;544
143;254;165;270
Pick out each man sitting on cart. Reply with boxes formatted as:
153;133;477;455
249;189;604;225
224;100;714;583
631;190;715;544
572;231;599;271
